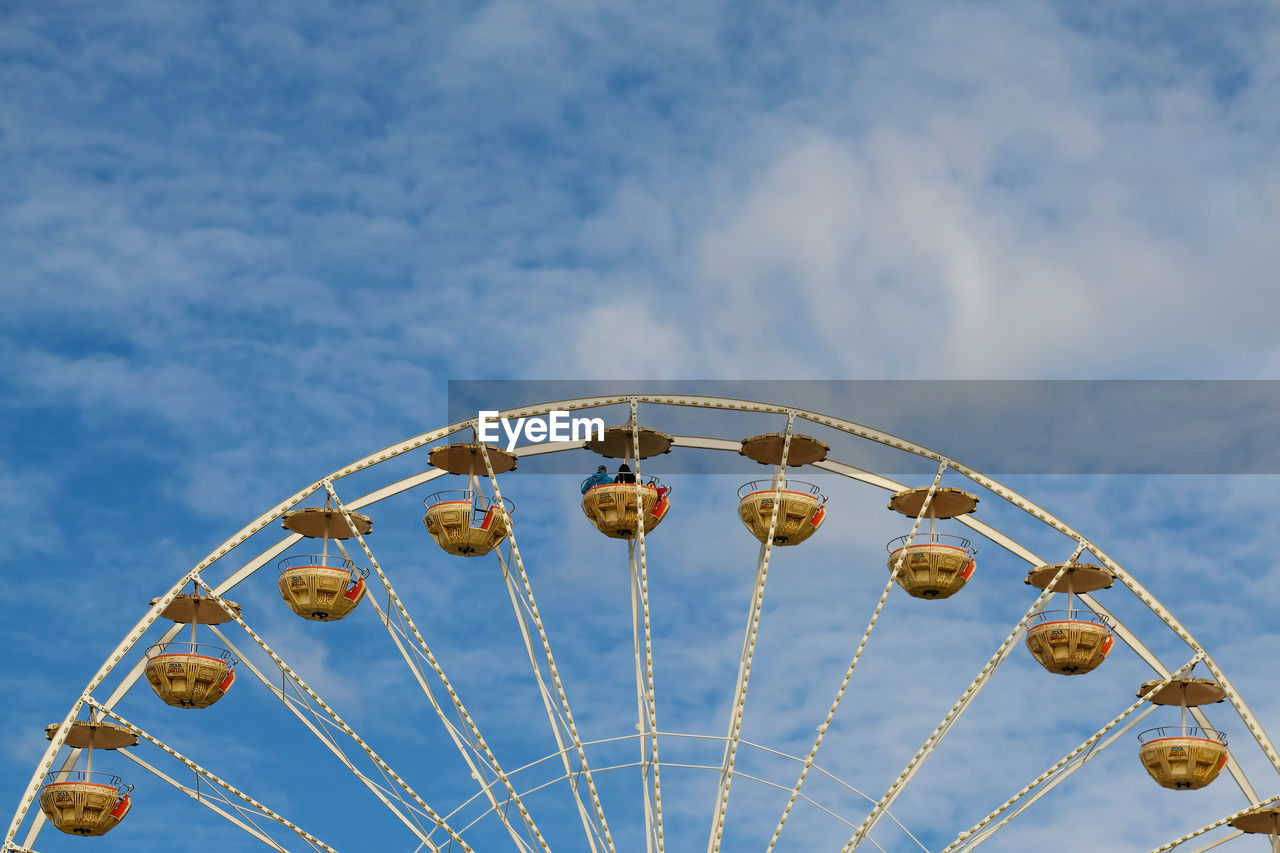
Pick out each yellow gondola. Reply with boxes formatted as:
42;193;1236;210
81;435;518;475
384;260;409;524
1137;678;1230;790
279;505;372;620
1023;563;1117;675
38;720;136;836
142;593;239;708
885;487;978;599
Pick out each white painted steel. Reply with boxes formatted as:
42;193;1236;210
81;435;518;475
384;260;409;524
116;750;291;852
844;547;1088;851
706;412;795;853
203;622;447;849
1147;794;1280;853
8;394;1277;853
938;655;1206;853
495;544;604;852
955;703;1158;852
422;731;928;853
767;460;948;852
84;700;340;852
629;400;665;853
323;482;545;853
1187;833;1245;853
479;443;619;853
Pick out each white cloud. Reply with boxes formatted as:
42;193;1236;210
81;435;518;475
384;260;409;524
5;0;1280;849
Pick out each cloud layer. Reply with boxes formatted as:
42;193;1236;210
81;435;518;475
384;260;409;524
4;0;1280;850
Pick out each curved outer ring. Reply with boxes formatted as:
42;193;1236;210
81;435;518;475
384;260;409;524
8;394;1276;850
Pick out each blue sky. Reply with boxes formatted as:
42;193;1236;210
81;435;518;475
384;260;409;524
3;1;1280;850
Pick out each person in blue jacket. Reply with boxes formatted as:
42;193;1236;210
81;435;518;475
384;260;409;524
582;465;612;493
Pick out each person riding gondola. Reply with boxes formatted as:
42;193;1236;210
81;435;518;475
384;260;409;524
582;465;612;493
614;464;636;484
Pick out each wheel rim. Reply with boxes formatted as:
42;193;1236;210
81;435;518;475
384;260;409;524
10;394;1277;852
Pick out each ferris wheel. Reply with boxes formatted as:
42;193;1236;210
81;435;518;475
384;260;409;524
7;394;1280;852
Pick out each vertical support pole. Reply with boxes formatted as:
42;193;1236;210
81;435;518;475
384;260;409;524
706;413;796;853
629;532;654;853
468;456;479;512
628;400;664;853
1181;682;1188;737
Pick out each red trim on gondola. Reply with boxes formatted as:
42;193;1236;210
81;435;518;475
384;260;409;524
343;578;365;601
217;670;236;693
480;506;496;530
961;559;976;580
651;496;669;520
110;794;131;819
810;505;826;527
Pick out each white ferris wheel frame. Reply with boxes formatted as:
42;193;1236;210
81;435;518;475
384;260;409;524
7;393;1280;853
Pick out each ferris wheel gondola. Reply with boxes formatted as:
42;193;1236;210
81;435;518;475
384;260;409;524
141;592;239;709
36;721;135;837
277;504;371;620
885;486;979;599
1023;562;1117;675
422;442;516;556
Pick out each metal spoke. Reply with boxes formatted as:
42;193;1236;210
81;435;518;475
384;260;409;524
629;400;665;853
1146;793;1280;853
84;700;340;852
321;482;547;853
206;624;440;848
117;750;291;852
955;704;1157;852
192;585;469;851
706;412;796;853
766;459;947;852
844;546;1089;851
478;442;619;853
1186;832;1245;852
948;464;1280;779
940;655;1207;853
630;536;658;853
493;543;607;852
